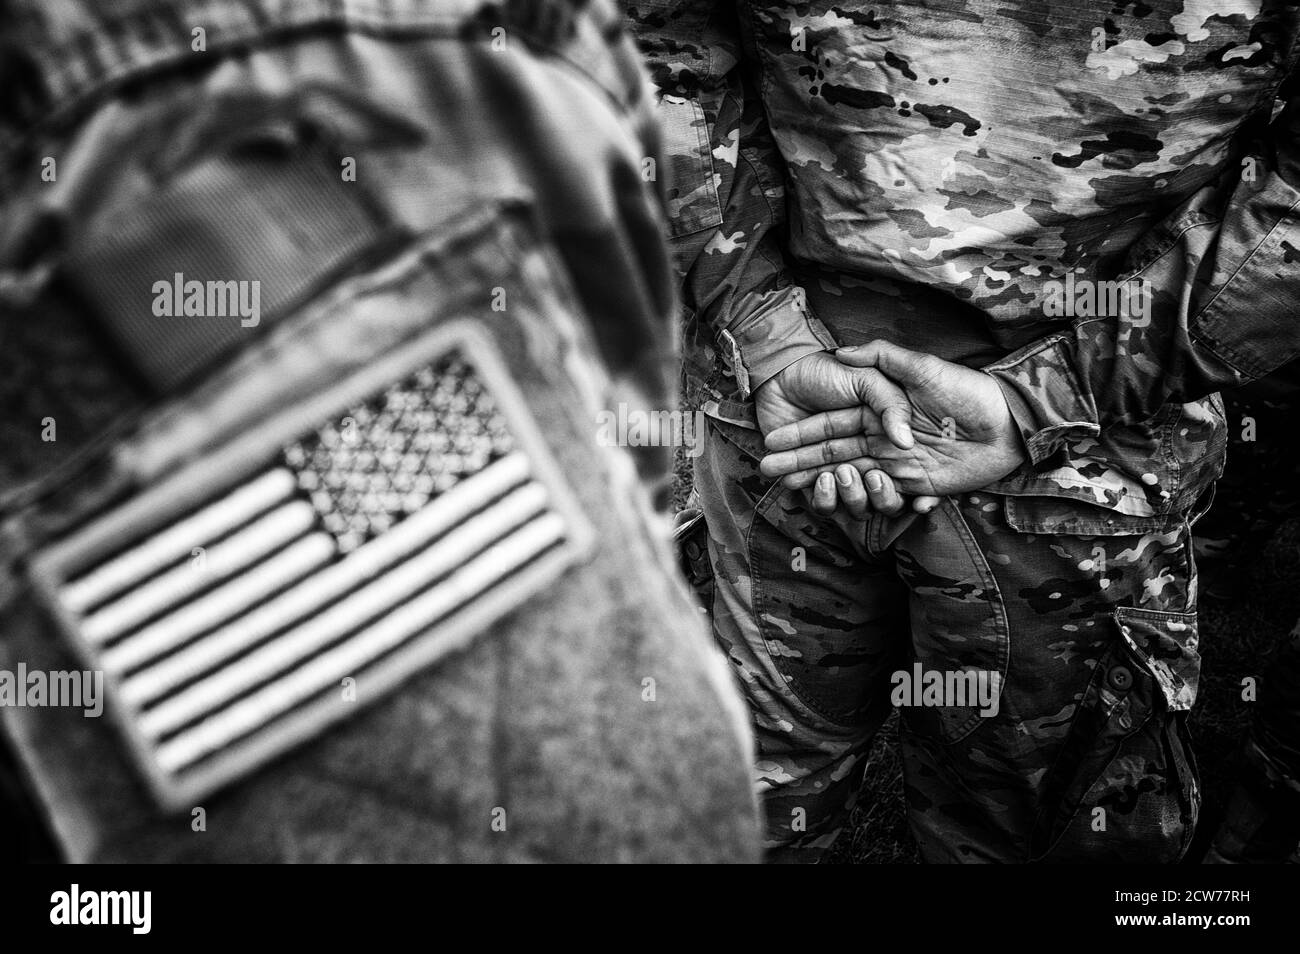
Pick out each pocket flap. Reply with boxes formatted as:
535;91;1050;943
657;96;723;239
1114;606;1200;711
1003;495;1185;536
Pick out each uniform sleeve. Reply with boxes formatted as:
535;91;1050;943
628;0;834;397
985;75;1300;466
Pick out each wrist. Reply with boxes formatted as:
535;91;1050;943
721;286;836;397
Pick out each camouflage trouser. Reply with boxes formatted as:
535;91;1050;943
695;414;1205;863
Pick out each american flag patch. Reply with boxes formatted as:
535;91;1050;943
30;322;593;809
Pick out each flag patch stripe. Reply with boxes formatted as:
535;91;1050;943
82;500;318;646
153;512;567;774
113;451;533;704
101;532;338;677
61;468;299;614
136;479;551;743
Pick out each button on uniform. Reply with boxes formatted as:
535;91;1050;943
1107;665;1134;692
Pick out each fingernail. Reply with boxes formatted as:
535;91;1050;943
836;466;852;486
866;472;883;492
818;472;833;490
835;345;862;354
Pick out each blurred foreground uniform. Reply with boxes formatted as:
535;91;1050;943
0;0;759;862
631;0;1300;861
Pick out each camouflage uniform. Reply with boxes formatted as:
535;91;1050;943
0;0;760;863
628;0;1300;861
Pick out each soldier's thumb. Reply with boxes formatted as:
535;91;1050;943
842;365;914;450
835;340;935;390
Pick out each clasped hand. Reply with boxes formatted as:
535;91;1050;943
752;341;1026;518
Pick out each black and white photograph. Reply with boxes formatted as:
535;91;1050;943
0;0;1297;909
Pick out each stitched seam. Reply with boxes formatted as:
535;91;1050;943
745;477;874;728
933;498;1010;745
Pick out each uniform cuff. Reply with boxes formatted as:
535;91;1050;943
720;286;836;398
983;334;1101;465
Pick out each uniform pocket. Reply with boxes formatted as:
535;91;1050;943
657;96;723;240
892;498;1009;744
62;88;407;394
1002;493;1187;537
1033;605;1201;862
694;409;894;728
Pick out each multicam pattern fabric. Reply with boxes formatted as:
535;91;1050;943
628;0;1300;519
695;415;1203;862
633;1;838;406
